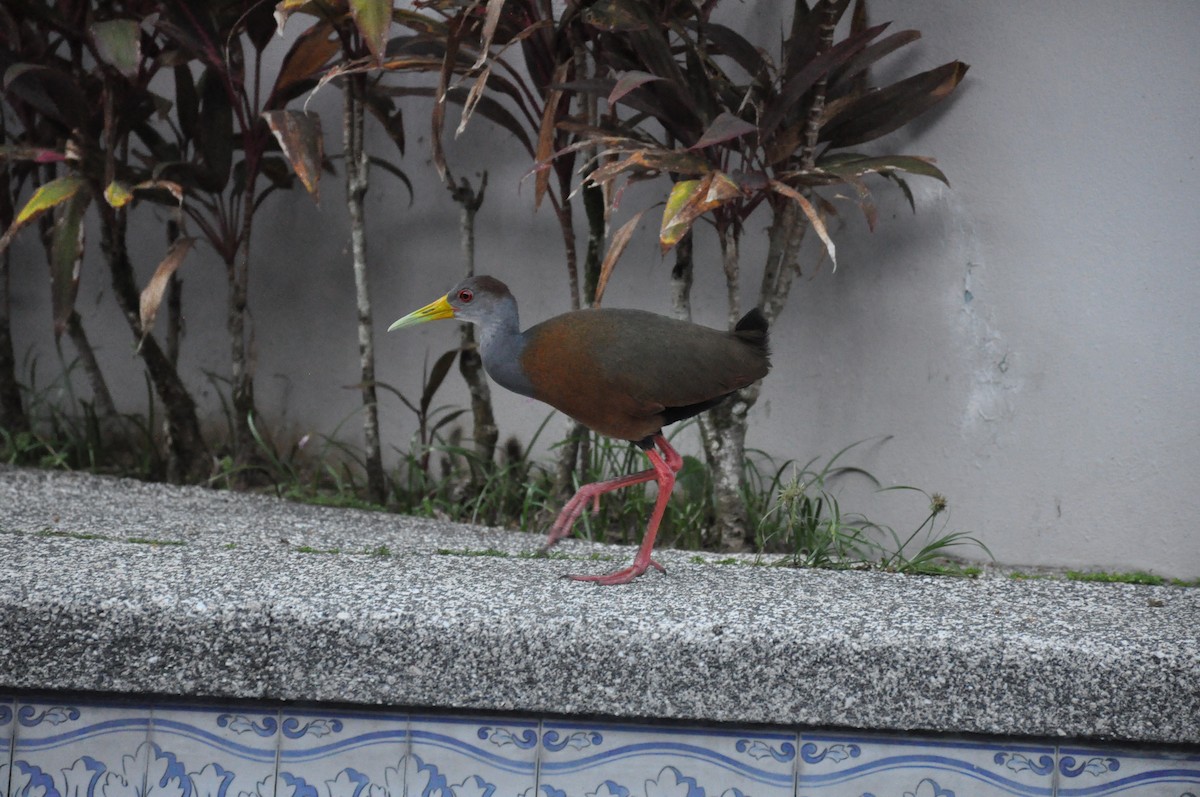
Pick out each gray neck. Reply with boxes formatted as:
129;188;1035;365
475;299;535;398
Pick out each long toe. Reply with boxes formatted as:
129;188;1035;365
567;558;666;585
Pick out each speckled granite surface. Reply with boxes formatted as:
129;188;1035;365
1;464;1196;744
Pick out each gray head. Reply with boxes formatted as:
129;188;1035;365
388;275;518;331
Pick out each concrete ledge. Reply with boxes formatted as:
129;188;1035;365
1;465;1196;745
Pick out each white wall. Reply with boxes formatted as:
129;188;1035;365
8;1;1199;577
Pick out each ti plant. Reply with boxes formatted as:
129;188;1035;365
0;1;346;482
549;0;968;549
153;2;328;481
0;0;211;481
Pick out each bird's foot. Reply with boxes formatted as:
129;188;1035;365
539;484;609;553
567;557;666;585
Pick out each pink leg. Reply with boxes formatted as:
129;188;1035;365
540;468;655;553
555;435;683;585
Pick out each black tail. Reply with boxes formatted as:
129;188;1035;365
734;307;770;358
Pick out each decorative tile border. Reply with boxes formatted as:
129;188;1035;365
0;696;1196;797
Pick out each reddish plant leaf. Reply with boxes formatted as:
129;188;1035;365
699;22;769;80
534;61;570;209
262;110;324;201
140;237;197;335
132;179;186;205
829;29;922;94
608;70;663;106
594;208;649;306
769;180;836;268
270;19;339;107
821;61;969;147
0;146;67;164
761;21;890;139
3;63;90;129
690;112;758;150
196;67;233;191
245;1;279;52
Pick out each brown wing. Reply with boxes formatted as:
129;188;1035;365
520;309;769;441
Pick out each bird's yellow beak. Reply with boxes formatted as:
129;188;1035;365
388;294;455;331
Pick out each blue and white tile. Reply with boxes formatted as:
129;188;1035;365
796;733;1055;797
538;720;797;797
277;709;410;797
1;696;15;797
1056;745;1200;796
149;705;280;797
407;715;538;797
10;701;154;797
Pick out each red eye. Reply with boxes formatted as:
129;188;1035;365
457;288;474;303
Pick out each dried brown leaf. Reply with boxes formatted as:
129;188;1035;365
140;237;196;335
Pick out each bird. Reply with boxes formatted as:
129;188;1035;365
389;275;770;584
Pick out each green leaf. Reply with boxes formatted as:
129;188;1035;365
49;191;91;339
91;19;141;78
660;172;740;251
350;0;393;64
582;0;651;32
104;181;134;208
819;154;949;185
15;175;87;228
422;348;459;416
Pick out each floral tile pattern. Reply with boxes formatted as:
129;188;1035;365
538;720;797;797
0;695;1197;797
409;715;538;797
1055;745;1200;796
148;705;280;797
277;709;410;797
9;701;153;797
1;696;14;797
797;732;1056;797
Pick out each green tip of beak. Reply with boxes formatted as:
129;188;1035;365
388;295;455;332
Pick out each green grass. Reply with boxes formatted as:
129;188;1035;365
32;529;186;546
295;545;341;555
435;547;510;558
1066;570;1166;586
